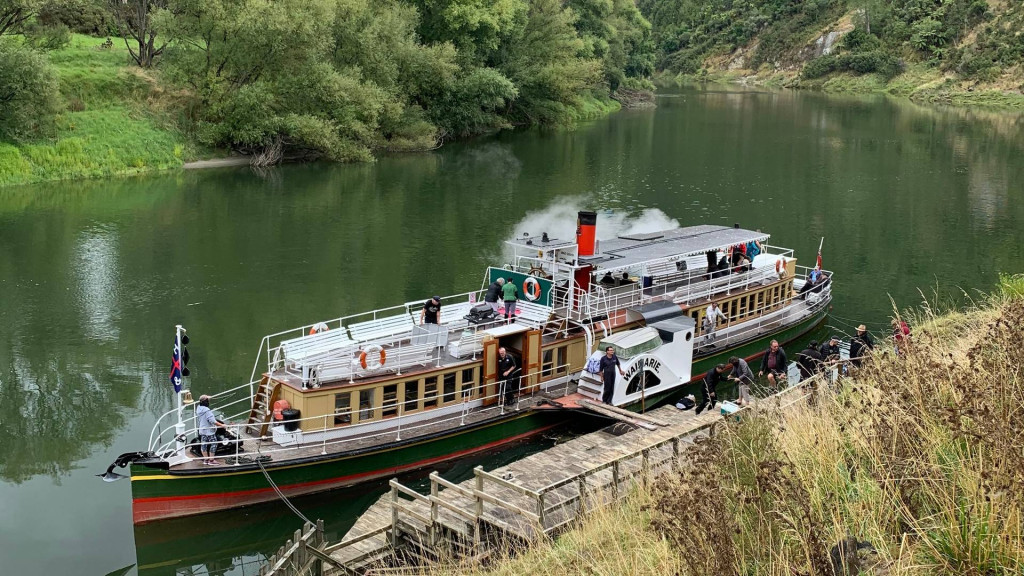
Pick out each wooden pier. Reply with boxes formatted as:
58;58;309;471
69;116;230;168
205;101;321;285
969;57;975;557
259;381;818;576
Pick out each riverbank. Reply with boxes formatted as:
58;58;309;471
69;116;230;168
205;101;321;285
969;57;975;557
422;275;1024;575
0;34;629;189
662;64;1024;110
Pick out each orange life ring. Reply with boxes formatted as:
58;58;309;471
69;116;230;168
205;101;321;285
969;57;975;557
523;276;542;302
310;322;329;335
775;259;784;276
359;345;386;370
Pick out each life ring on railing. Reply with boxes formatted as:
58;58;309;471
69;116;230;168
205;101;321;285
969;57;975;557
523;276;542;302
775;259;785;278
310;322;329;335
359;345;386;370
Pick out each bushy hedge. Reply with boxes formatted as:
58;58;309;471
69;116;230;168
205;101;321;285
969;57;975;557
802;50;902;80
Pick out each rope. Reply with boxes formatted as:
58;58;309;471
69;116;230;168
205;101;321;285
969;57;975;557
256;450;318;529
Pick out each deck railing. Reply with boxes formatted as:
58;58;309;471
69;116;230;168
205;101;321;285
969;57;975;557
147;364;575;462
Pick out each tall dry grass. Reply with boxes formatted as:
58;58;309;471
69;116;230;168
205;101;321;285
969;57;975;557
423;275;1024;576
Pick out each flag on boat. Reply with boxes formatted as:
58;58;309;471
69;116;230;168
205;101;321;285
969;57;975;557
816;237;823;270
170;331;183;393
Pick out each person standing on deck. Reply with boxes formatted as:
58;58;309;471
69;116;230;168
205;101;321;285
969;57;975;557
484;278;505;314
696;364;727;414
598;346;625;404
703;301;727;346
758;340;788;390
849;324;875;367
501;277;518;323
497;347;518;405
196;395;228;466
728;356;754;406
420;296;442;325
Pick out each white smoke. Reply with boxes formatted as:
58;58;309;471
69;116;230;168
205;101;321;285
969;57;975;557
507;197;680;245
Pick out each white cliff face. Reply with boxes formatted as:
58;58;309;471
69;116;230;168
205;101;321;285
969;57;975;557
816;30;845;56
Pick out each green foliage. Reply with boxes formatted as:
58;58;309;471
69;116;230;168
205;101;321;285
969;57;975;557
0;40;61;140
37;0;113;36
802;50;901;79
497;0;602;125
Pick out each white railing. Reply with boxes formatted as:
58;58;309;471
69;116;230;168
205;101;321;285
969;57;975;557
250;290;489;383
149;364;575;465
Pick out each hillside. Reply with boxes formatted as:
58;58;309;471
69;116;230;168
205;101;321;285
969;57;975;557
642;0;1024;108
424;274;1024;575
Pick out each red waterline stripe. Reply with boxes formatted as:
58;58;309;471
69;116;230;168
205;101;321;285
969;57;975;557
134;423;559;505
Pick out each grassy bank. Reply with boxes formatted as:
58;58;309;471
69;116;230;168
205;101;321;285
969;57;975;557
662;65;1024;111
426;274;1024;575
0;35;196;187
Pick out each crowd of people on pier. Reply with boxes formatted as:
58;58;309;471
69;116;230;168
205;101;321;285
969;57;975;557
683;319;910;415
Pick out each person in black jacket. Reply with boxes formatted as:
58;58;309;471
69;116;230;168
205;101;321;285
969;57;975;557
696;364;727;414
819;336;841;364
849;324;875;367
796;341;824;380
484;278;504;313
758;340;787;389
496;347;518;406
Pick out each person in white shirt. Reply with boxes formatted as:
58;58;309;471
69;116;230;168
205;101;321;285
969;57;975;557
703;301;727;345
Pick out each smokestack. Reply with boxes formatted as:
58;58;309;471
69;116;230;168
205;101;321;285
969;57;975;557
576;210;597;256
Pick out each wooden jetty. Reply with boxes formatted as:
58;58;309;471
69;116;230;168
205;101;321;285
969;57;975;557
259;380;820;576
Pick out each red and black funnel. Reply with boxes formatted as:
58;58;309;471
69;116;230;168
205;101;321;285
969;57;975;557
576;211;597;256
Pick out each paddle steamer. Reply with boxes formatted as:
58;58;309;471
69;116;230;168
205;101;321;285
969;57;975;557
108;211;832;522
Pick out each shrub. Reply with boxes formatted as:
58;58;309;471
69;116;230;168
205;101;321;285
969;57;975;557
0;41;61;140
802;50;901;80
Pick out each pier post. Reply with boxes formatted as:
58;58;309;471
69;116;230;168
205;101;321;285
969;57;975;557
390;481;399;547
612;460;620;501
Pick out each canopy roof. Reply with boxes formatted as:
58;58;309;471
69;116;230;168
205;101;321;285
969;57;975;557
580;225;770;273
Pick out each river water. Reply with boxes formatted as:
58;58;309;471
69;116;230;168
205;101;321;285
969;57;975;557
1;85;1022;575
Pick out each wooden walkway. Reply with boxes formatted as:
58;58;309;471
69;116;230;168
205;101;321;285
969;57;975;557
260;380;819;576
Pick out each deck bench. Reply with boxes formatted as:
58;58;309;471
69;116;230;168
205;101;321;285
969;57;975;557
279;329;357;365
348;314;415;343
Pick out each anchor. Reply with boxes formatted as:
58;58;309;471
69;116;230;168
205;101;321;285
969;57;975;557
97;451;152;482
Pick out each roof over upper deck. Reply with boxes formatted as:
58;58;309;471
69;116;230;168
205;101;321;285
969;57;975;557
580;225;770;273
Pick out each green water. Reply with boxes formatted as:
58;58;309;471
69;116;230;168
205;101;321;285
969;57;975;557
1;85;1022;575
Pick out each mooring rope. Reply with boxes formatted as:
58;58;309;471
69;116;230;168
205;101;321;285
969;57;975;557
256;448;318;529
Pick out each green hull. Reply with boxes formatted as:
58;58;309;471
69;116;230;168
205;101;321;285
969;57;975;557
131;409;560;523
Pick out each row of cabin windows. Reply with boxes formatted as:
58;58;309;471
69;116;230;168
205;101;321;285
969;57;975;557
541;346;569;378
689;282;793;332
333;366;481;426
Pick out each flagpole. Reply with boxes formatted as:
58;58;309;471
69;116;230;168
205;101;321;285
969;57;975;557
174;324;186;453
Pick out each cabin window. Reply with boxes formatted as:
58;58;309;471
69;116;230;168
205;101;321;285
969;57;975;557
739;296;748;318
423;377;439;409
382;384;399;418
443;372;457;404
555;346;568;375
359;389;375;422
334;392;352;426
461;368;477;398
541;349;554;377
756;291;764;314
404;380;420;412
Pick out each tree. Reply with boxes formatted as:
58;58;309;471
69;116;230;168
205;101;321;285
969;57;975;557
1;0;38;36
496;0;601;125
109;0;167;67
0;40;61;140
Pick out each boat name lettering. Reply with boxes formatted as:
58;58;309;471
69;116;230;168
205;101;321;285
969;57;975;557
625;357;661;380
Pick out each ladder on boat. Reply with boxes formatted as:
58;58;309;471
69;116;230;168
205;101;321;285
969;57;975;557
245;376;279;437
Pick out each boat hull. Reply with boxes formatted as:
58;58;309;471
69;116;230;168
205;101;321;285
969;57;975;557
131;409;561;523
